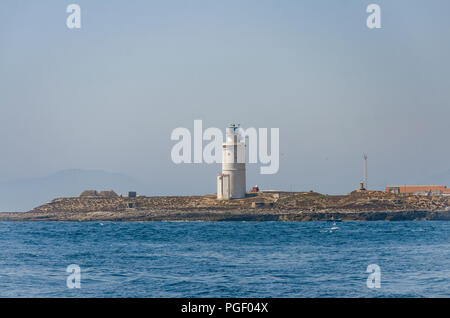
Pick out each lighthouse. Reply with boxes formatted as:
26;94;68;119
217;124;246;200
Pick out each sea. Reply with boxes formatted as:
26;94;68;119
0;221;448;297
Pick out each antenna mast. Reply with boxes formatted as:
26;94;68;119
363;153;368;190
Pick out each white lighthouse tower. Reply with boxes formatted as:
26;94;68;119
217;124;246;200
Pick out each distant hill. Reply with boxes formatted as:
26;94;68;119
0;169;150;212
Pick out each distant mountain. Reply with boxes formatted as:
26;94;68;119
0;169;150;212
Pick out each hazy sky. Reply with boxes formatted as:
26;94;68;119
1;0;449;195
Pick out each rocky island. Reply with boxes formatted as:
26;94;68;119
0;190;449;221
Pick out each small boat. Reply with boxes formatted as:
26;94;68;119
327;218;342;222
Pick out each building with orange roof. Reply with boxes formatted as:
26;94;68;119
385;185;450;196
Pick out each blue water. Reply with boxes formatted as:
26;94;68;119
0;221;448;297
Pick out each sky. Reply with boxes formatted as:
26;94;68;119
1;0;450;196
